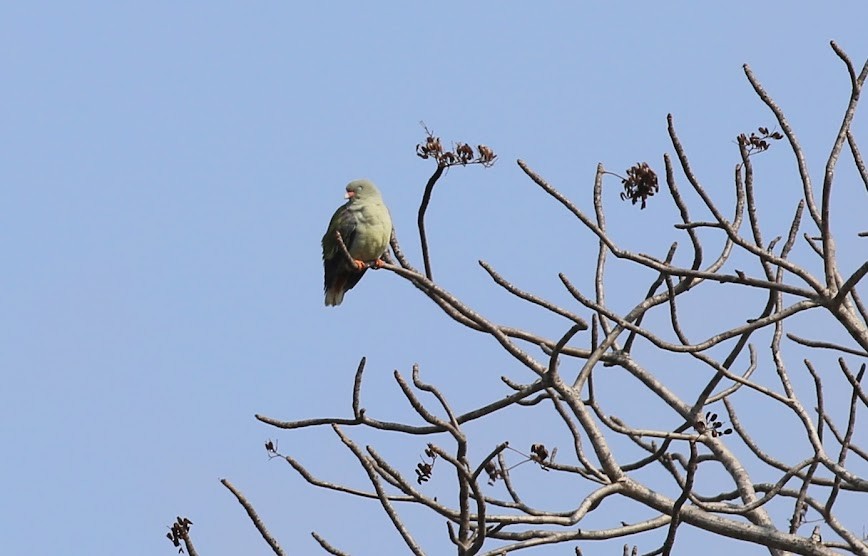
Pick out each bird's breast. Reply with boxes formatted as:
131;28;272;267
348;202;392;260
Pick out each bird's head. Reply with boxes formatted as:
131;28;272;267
345;179;382;202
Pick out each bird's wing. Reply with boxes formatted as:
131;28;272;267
322;203;368;305
322;202;358;261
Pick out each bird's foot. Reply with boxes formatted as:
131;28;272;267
373;259;386;269
352;259;367;271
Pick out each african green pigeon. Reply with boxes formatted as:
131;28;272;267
321;179;393;306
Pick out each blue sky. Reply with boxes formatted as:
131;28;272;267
2;3;866;555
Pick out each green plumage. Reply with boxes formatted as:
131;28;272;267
321;179;393;306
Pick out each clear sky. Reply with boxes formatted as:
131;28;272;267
2;3;866;555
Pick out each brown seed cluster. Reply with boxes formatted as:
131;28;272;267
620;162;658;209
416;127;496;168
484;460;504;485
415;445;437;484
737;126;784;156
695;411;732;438
166;516;193;553
530;443;550;464
413;442;555;487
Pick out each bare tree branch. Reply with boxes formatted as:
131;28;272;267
221;479;285;556
311;531;350;556
847;130;868;191
787;333;868;358
333;425;427;556
417;165;445;280
661;441;698;556
194;42;868;556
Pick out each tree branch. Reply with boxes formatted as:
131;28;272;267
221;479;285;556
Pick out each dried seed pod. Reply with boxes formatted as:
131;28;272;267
620;162;658;209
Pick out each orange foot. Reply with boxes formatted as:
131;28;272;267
373;259;386;269
352;259;367;271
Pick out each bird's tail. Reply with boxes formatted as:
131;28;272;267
324;286;345;306
324;274;347;306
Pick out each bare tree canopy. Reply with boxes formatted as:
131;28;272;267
175;41;867;556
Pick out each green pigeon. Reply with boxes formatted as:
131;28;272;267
321;179;393;306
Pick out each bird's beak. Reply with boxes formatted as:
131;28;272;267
345;191;355;199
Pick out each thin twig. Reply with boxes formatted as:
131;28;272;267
839;360;868;408
821;41;868;290
743;63;819;228
311;531;350;556
418;165;445;280
847;130;868;191
824;363;865;516
352;356;366;419
661;441;698;556
284;454;411;501
333;425;427;556
479;260;589;327
821;412;868;462
221;479;285;556
334;230;359;269
664;153;703;272
786;333;868;358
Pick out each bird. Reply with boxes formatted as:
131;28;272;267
321;179;393;306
